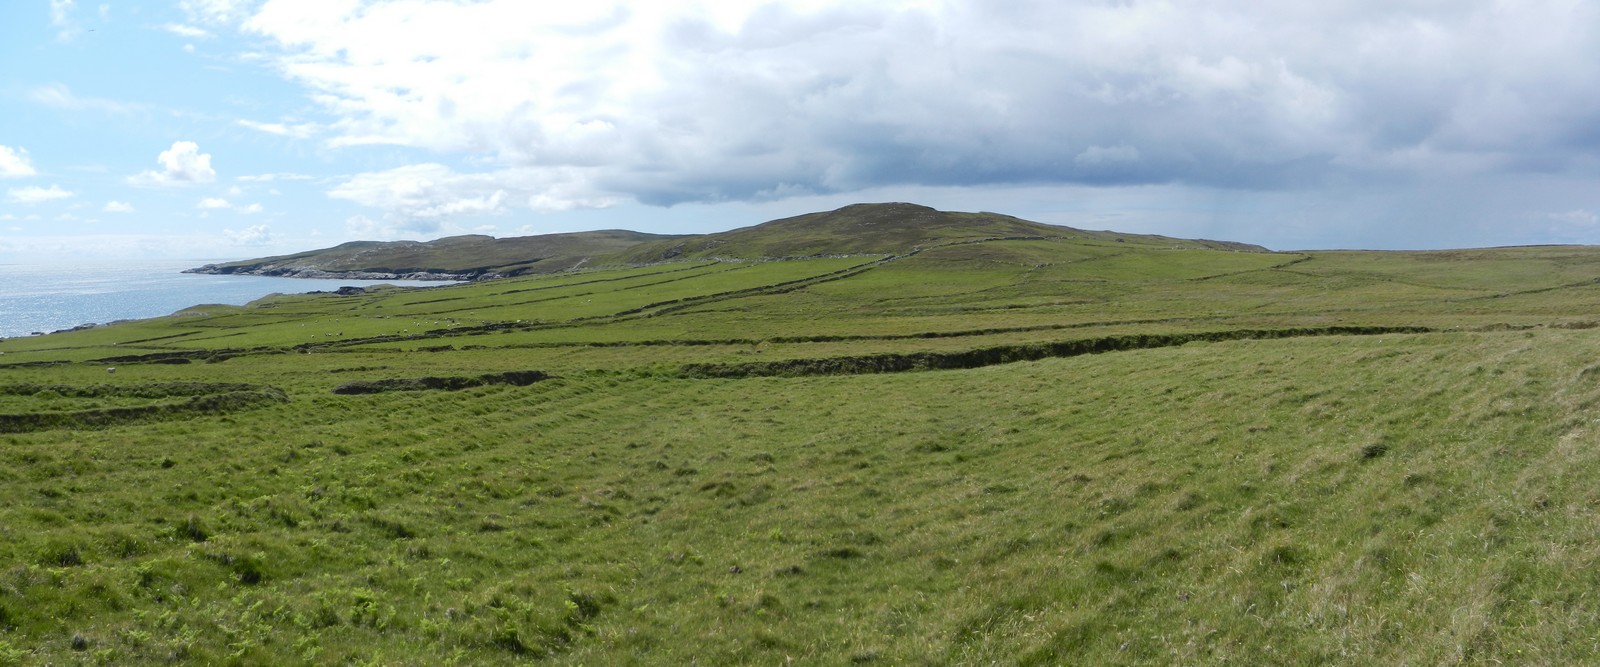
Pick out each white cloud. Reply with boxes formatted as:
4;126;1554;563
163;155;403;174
163;23;213;38
344;214;427;241
103;200;134;213
181;0;254;25
27;84;143;114
343;213;484;241
51;0;78;39
224;224;273;245
194;197;265;215
130;141;217;186
328;162;626;224
7;185;75;204
237;172;313;182
1550;209;1600;226
237;119;320;138
220;0;1600;214
51;0;74;23
0;146;37;178
344;215;383;238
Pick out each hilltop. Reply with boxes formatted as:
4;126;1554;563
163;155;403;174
612;202;1264;262
186;203;1268;280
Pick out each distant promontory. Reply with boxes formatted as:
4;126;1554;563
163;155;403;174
186;203;1266;281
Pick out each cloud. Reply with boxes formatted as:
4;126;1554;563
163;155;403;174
163;23;213;38
51;0;78;39
330;163;619;220
0;146;37;178
130;141;217;186
50;0;74;24
7;185;75;204
344;215;387;239
237;172;313;182
224;224;273;245
237;119;320;138
1075;145;1141;167
103;201;134;213
1549;209;1600;226
181;0;253;25
344;209;512;241
328;164;509;218
124;0;1587;251
219;0;1600;217
196;197;265;215
0;233;224;260
345;214;444;241
27;84;143;114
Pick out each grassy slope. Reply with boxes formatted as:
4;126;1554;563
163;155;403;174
4;227;1600;663
193;230;684;277
613;202;1265;263
194;203;1268;278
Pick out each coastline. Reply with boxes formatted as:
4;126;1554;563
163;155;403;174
183;263;482;282
0;261;456;339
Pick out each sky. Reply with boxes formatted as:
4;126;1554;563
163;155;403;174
1;0;1598;261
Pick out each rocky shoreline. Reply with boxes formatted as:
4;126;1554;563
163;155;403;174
183;264;480;281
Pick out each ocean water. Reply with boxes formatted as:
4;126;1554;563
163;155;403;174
0;260;456;339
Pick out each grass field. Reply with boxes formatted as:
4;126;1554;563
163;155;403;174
4;216;1600;664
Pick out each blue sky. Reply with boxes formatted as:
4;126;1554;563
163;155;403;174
2;1;1598;262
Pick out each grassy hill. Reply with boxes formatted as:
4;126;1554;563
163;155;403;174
5;207;1600;663
186;230;684;280
188;203;1267;279
611;202;1264;262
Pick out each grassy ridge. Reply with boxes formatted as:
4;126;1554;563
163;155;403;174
5;214;1600;663
188;230;684;279
187;202;1268;280
611;202;1262;261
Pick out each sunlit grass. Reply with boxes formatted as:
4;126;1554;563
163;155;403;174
5;240;1600;662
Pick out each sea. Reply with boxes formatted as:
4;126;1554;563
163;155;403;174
0;260;457;340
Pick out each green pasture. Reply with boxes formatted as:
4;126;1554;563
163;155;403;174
4;236;1600;664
